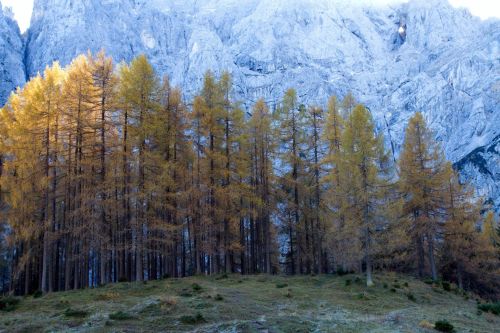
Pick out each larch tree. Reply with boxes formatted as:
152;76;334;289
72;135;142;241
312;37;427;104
336;104;391;286
248;98;276;274
119;54;160;282
399;112;448;281
322;96;345;272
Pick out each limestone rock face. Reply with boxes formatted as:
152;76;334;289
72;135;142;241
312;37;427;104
0;2;25;104
3;0;500;209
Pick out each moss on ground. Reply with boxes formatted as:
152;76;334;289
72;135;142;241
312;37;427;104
0;273;498;332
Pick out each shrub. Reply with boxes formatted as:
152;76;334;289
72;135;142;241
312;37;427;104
117;276;128;283
393;284;401;289
32;290;43;299
179;289;193;297
390;288;397;293
383;283;388;289
192;283;202;292
477;302;500;315
424;278;434;285
0;296;20;312
434;320;454;332
441;281;451;292
403;282;409;287
407;293;416;302
354;277;362;284
109;311;134;320
215;273;229;280
64;308;88;318
180;313;205;324
276;283;288;289
214;294;224;301
345;279;352;286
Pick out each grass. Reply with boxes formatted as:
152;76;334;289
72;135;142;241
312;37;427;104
0;273;498;332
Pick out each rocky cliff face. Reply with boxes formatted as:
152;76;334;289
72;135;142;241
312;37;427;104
2;0;500;210
0;1;25;103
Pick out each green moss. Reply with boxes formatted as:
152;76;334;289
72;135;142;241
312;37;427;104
434;320;454;332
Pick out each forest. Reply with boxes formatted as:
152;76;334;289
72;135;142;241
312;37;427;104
0;52;498;298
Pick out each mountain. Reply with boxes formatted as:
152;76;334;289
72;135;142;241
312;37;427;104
2;0;500;210
0;2;25;103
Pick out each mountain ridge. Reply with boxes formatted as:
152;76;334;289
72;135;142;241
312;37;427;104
1;0;499;210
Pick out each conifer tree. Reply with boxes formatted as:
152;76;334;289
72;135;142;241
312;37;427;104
399;112;448;281
276;89;305;274
248;99;276;273
336;104;390;286
119;55;160;281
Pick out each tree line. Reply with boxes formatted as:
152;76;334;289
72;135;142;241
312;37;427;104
0;52;498;297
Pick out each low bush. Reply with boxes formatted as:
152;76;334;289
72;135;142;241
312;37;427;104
434;320;454;332
117;276;128;283
407;293;416;302
32;290;43;298
0;296;20;312
180;312;205;324
179;289;193;297
390;288;397;293
214;294;224;301
345;279;352;286
477;302;500;315
109;311;134;320
441;281;451;292
276;283;288;289
64;308;88;318
192;283;202;292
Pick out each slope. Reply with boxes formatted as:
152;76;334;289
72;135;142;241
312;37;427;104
1;273;499;332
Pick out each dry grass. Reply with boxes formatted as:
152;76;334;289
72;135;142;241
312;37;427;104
0;273;498;332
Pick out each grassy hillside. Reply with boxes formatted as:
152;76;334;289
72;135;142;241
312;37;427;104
1;273;499;333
